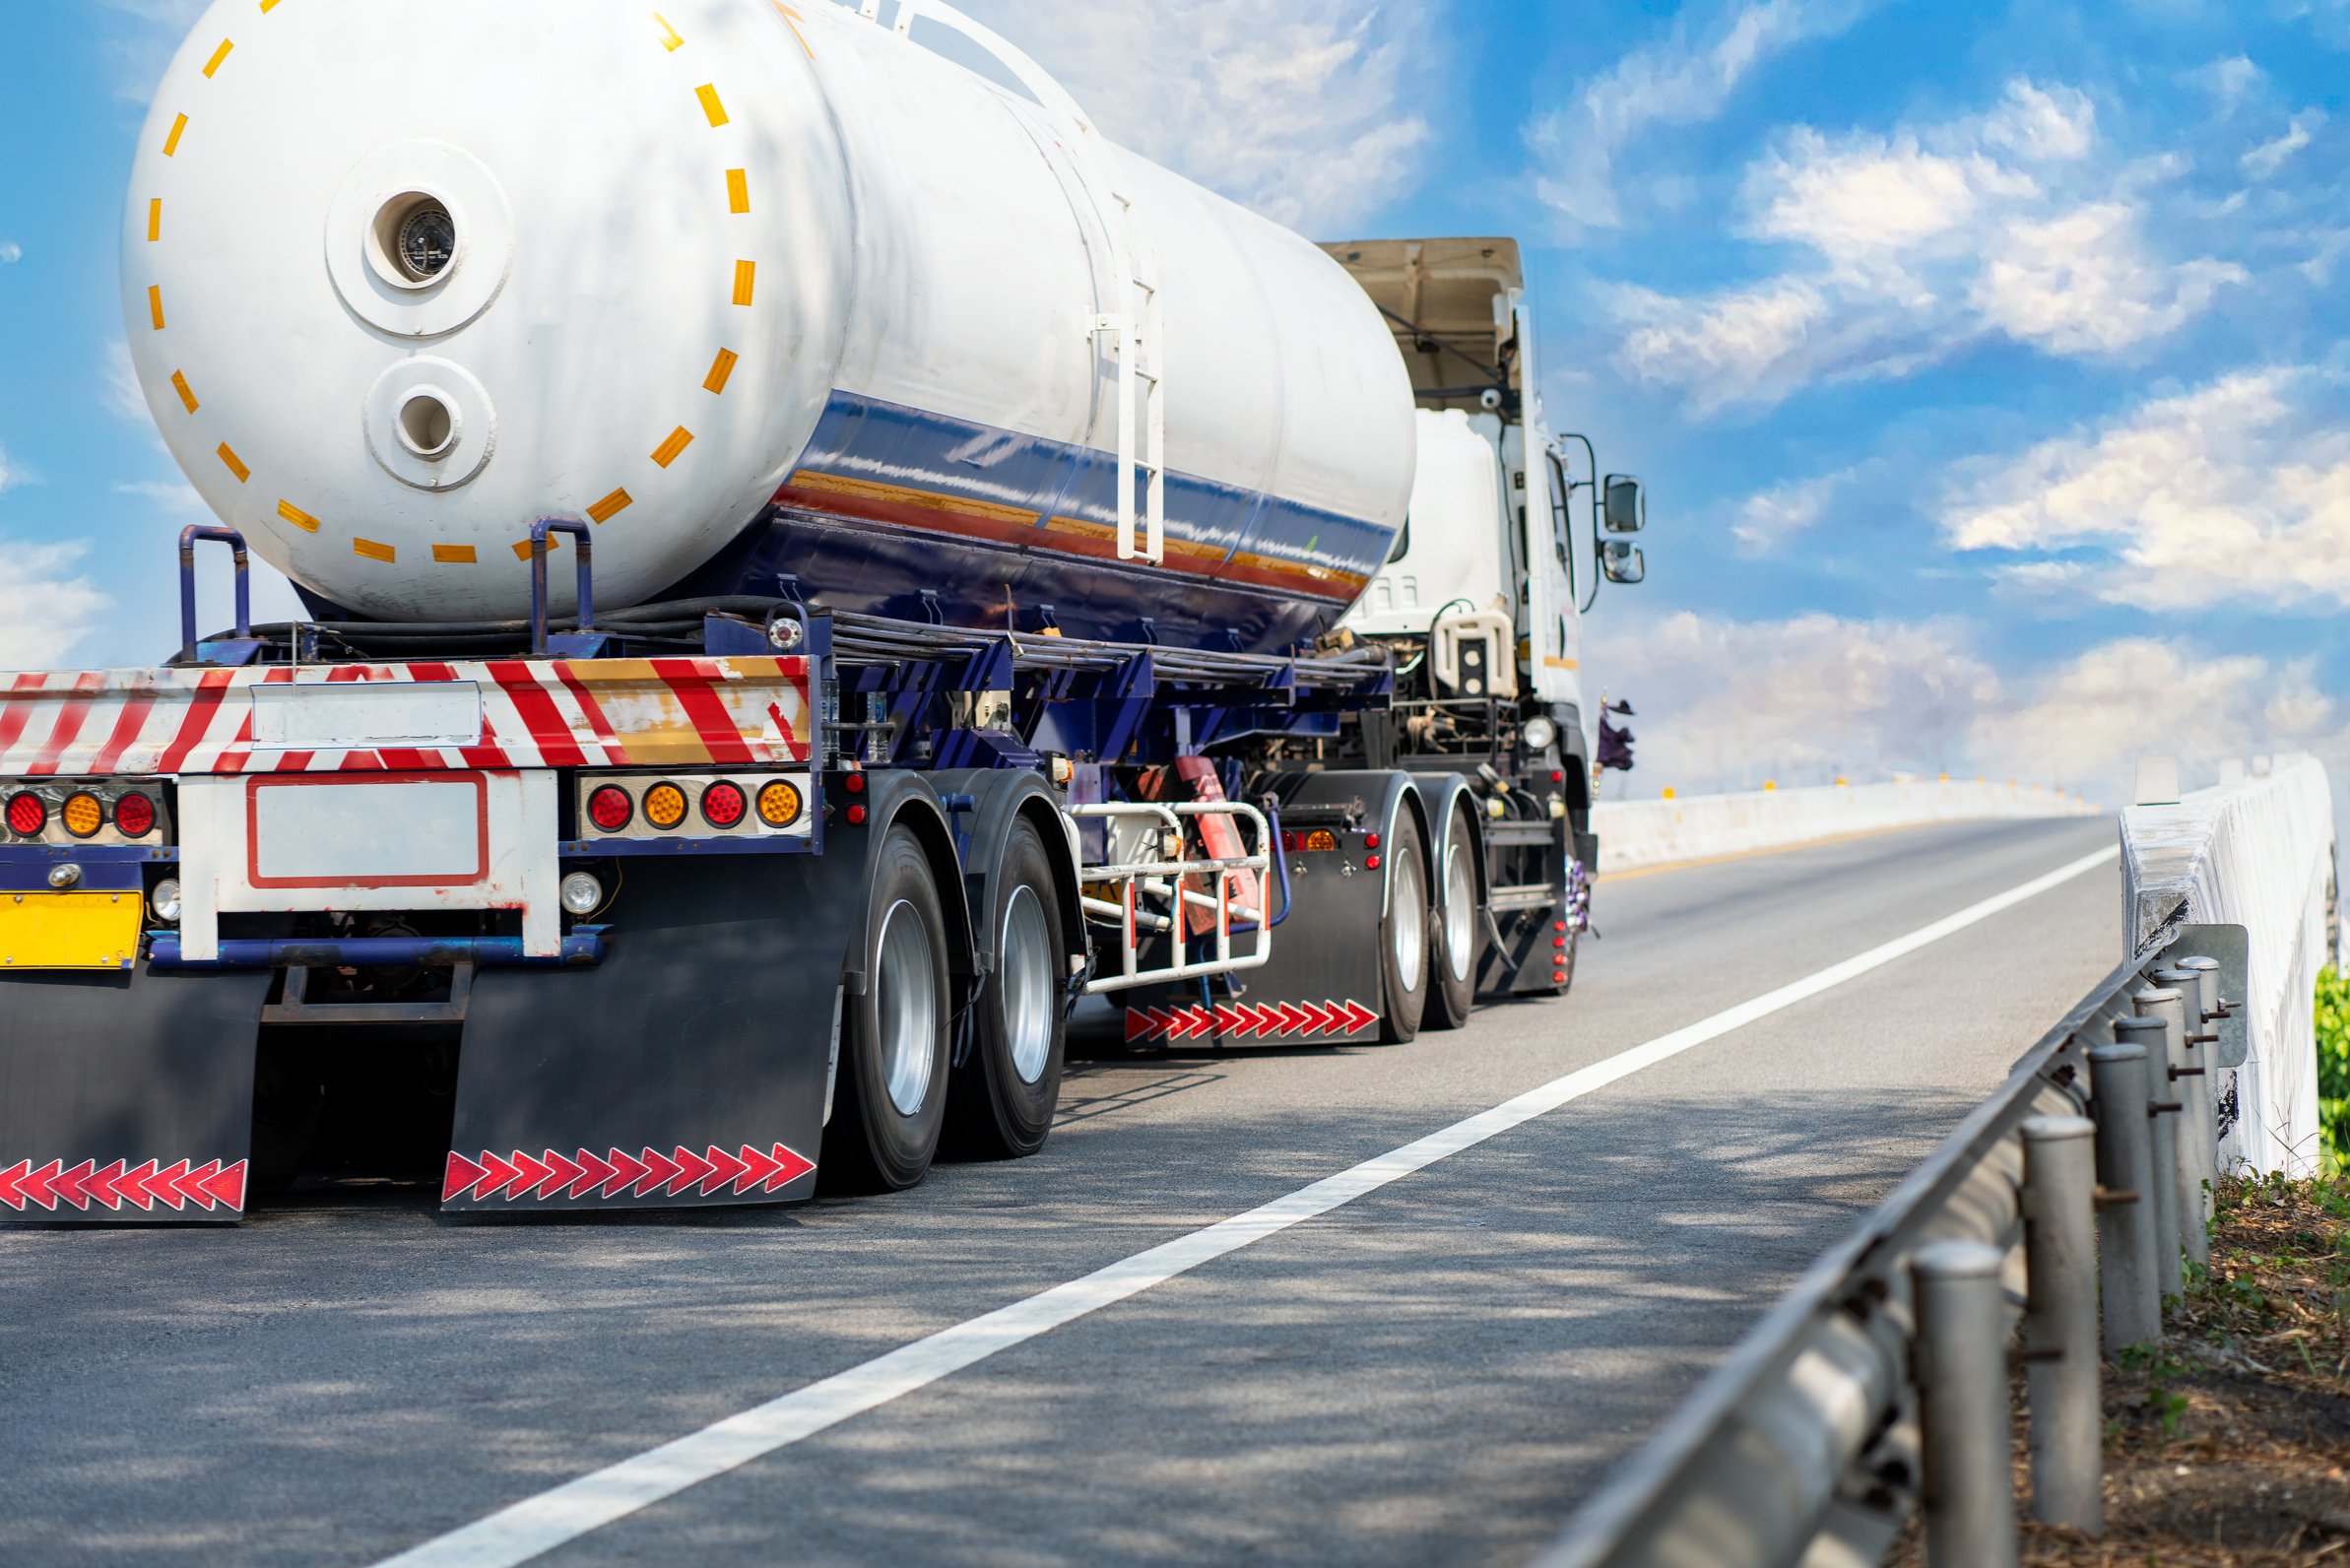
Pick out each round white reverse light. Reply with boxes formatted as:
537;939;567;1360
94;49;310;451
559;871;606;917
150;878;182;922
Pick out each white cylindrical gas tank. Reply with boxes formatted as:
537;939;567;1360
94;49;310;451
123;0;1415;641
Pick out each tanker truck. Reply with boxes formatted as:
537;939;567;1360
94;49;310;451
0;0;1649;1223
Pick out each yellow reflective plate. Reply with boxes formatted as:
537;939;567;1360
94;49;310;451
0;891;142;971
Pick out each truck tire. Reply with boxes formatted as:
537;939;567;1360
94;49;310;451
945;818;1067;1159
822;826;953;1193
1423;804;1481;1031
1377;809;1432;1043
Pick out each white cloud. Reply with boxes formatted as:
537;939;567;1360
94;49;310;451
114;479;208;514
1583;608;2335;804
1616;79;2242;411
1731;468;1850;550
1527;0;1863;234
103;339;154;425
2242;107;2325;177
1584;609;1997;789
1973;640;2334;797
955;0;1439;232
0;444;16;494
0;241;21;265
1968;203;2245;355
2184;55;2263;114
1940;367;2350;610
0;544;111;672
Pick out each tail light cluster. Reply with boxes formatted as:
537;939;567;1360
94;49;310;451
576;773;809;842
2;780;168;845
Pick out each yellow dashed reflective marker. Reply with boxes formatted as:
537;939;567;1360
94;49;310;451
588;489;633;524
432;544;478;564
260;0;286;13
732;260;755;306
727;169;750;214
277;500;320;533
163;114;188;157
696;85;728;127
652;426;694;468
217;443;249;483
354;538;396;563
148;199;163;242
148;286;166;330
654;12;684;50
704;349;739;395
170;372;199;414
203;40;233;78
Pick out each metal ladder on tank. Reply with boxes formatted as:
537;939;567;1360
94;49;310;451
863;0;1166;566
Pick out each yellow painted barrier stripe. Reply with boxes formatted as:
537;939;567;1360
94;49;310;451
696;84;728;127
170;371;199;414
203;39;233;78
277;499;319;533
432;544;478;564
731;259;755;306
148;286;165;330
512;535;564;561
703;349;739;395
148;198;163;242
354;537;397;563
217;443;250;483
726;168;750;214
588;489;633;524
163;114;188;157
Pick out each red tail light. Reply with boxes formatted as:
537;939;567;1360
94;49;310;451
586;785;634;832
114;793;158;838
5;793;44;837
700;781;748;828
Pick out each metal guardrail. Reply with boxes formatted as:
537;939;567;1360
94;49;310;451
1540;922;2250;1568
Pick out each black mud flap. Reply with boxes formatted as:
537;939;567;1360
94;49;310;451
1119;770;1403;1048
0;963;273;1224
443;852;850;1215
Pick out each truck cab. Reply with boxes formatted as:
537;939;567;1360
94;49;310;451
1323;237;1647;807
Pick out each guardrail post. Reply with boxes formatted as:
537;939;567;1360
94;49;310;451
2087;1040;2161;1349
2146;968;2216;1265
2114;1014;2184;1304
1915;1240;2018;1568
2021;1116;2103;1534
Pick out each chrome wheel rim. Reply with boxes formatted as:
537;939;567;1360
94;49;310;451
877;897;939;1117
1390;844;1425;993
1001;883;1056;1084
1443;839;1475;984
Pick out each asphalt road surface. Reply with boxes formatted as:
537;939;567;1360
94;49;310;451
1;814;2120;1568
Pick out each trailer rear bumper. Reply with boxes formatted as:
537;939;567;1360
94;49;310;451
146;932;607;970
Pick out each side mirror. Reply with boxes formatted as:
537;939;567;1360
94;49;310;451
1603;476;1645;534
1600;540;1646;585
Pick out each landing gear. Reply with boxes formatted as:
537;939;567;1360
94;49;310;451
823;826;953;1192
946;818;1068;1159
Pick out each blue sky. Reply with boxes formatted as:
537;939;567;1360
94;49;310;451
5;1;2347;799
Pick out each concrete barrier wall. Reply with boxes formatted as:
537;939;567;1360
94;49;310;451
1593;779;2097;875
2122;755;2335;1177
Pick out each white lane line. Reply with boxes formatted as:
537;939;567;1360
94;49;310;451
375;842;2119;1568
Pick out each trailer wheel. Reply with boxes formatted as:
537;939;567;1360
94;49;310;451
945;818;1067;1159
1423;804;1481;1031
1377;809;1432;1043
822;826;952;1193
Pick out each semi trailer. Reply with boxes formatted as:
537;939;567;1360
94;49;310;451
0;0;1650;1223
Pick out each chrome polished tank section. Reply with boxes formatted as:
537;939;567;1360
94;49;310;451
122;0;1414;649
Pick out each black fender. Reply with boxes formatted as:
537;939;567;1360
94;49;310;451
1412;772;1489;913
925;768;1084;987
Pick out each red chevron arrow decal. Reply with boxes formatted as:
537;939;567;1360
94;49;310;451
536;1149;582;1201
601;1146;647;1199
1297;1001;1332;1033
1;1155;248;1215
440;1143;817;1204
1338;1000;1380;1032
